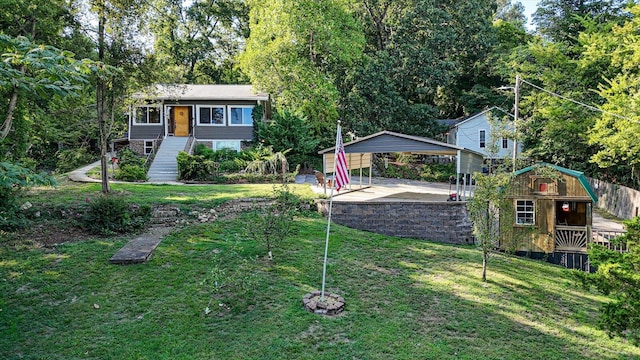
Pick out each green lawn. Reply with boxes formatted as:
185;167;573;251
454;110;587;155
2;182;639;359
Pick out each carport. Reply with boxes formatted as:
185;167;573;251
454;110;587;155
318;131;485;200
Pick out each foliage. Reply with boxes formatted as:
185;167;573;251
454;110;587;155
586;5;640;188
80;194;151;235
194;144;245;173
374;155;455;182
0;161;55;230
241;144;290;176
255;109;320;170
247;184;299;260
177;151;215;181
577;216;640;344
55;147;98;174
117;147;146;168
239;0;364;128
467;170;512;281
114;164;148;182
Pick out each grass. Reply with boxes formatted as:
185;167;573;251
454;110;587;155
2;182;639;359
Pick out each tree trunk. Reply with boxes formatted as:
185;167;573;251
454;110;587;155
0;86;19;141
482;251;487;282
97;3;110;193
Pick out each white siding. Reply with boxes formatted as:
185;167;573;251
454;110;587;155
453;110;522;159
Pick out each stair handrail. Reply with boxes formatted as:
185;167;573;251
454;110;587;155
144;130;164;169
184;134;196;154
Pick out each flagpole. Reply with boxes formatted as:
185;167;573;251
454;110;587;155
320;122;341;302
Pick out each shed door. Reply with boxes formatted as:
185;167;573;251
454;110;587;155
174;106;189;136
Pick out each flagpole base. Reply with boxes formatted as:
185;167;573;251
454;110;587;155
302;291;345;316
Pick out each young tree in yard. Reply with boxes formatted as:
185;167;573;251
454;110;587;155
468;171;512;282
467;114;514;281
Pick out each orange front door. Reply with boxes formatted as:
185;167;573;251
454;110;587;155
174;106;189;136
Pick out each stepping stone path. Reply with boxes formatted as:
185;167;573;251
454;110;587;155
109;227;174;264
109;198;282;265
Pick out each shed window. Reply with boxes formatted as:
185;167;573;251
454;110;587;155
479;130;486;148
198;106;225;125
134;106;161;124
515;200;535;225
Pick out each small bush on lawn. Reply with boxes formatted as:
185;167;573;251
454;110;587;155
115;164;148;181
81;195;151;235
247;184;299;260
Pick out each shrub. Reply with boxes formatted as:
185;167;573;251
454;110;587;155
255;110;320;169
177;151;215;181
247;184;299;260
81;195;151;235
56;147;98;173
114;164;148;181
0;162;56;231
117;147;146;167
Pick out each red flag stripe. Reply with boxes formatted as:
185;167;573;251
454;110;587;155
334;128;349;191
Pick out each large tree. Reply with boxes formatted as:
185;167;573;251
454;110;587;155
150;0;248;84
587;4;640;186
239;0;364;132
533;0;630;45
340;0;496;137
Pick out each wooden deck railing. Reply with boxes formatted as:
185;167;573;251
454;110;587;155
590;229;628;253
555;225;589;253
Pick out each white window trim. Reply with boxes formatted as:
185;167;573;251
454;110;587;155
515;199;535;225
213;140;242;152
196;105;226;126
133;105;163;126
227;105;254;127
479;129;486;148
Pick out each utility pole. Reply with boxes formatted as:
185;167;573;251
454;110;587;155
513;74;520;173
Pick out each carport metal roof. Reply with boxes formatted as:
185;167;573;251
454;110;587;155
318;131;485;198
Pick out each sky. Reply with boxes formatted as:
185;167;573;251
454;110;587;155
520;0;540;28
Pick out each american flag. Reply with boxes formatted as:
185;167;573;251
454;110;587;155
334;125;349;191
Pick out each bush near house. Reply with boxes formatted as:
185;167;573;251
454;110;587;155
114;148;147;181
178;145;296;183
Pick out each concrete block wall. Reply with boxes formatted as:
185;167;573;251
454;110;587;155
588;177;640;220
317;200;474;244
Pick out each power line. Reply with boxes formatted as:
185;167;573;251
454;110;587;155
520;78;636;122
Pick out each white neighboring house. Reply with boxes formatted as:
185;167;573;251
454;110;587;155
447;106;523;159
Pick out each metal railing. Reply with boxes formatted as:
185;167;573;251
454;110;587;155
143;131;163;169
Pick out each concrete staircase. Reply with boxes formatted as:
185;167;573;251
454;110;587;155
147;137;189;182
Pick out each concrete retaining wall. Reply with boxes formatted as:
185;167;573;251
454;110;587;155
317;200;474;244
588;177;640;220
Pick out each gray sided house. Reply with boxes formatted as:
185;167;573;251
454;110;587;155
128;84;270;155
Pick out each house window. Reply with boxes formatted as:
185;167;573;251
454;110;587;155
144;140;154;155
502;137;508;149
134;106;161;124
229;106;254;126
479;130;486;148
214;140;240;151
197;106;225;125
515;200;535;225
